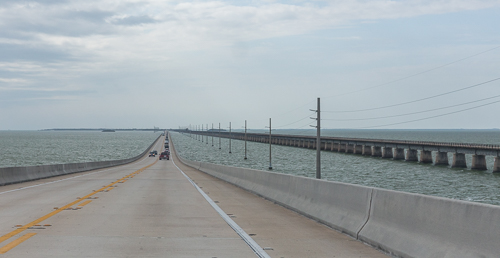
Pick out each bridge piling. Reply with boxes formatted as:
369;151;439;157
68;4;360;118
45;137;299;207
451;153;467;168
346;144;354;153
354;145;363;154
419;150;433;163
434;152;449;166
372;146;382;157
393;148;405;160
405;149;418;161
382;147;393;159
494;157;500;173
362;145;372;156
471;155;487;170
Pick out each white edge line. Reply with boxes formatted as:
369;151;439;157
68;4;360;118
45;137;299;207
172;158;271;258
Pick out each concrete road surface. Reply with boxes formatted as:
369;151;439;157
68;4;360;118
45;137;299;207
0;136;389;257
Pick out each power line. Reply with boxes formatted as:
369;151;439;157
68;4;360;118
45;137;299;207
323;45;500;99
322;94;500;121
323;77;500;113
355;100;500;129
274;112;316;128
246;46;500;127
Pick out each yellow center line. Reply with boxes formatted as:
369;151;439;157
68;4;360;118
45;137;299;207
0;233;37;254
77;200;92;207
0;159;157;248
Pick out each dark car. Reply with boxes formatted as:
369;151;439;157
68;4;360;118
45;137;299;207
149;151;156;157
159;151;169;160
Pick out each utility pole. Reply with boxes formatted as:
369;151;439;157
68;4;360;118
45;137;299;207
244;120;247;160
229;122;232;154
268;118;272;170
310;98;321;179
218;123;221;150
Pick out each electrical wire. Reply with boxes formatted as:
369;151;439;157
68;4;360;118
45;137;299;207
354;100;500;129
274;112;316;128
322;94;500;121
245;47;500;129
323;77;500;113
323;45;500;99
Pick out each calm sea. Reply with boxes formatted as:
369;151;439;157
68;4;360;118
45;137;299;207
0;130;161;168
171;129;500;206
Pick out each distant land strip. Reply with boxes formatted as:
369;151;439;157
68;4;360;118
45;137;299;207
40;128;166;132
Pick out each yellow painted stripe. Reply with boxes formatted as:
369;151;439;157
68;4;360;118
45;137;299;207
0;160;157;245
0;233;37;254
78;200;92;207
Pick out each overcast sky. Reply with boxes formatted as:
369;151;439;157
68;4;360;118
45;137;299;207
1;0;499;131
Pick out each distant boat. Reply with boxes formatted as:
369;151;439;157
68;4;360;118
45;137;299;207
102;129;115;132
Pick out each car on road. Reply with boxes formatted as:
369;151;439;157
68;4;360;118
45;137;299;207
159;151;169;160
149;151;156;157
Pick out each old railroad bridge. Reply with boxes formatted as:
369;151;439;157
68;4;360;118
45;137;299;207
176;130;500;172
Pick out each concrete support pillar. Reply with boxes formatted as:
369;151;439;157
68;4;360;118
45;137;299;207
354;145;363;154
405;149;418;162
493;157;500;173
419;150;433;164
451;153;467;168
382;147;393;159
471;155;487;170
338;144;346;152
330;142;335;151
321;142;326;150
362;145;372;156
372;146;382;157
346;144;353;153
434;152;449;166
393;148;405;160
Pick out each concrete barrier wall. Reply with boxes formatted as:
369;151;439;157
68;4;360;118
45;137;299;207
0;135;161;186
358;188;500;258
198;162;372;237
171;134;500;258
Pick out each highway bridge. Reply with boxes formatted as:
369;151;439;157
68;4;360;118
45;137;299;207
0;135;387;257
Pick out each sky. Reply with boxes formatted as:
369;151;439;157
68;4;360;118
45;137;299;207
1;0;499;131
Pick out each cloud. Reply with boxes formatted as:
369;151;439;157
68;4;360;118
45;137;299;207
1;0;499;129
109;15;158;26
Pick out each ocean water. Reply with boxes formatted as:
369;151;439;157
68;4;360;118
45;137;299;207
170;129;500;206
0;131;161;168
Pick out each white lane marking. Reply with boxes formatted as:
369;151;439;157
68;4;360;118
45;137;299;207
172;158;271;258
0;137;164;195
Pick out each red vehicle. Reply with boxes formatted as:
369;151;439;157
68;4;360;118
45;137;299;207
159;151;169;160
